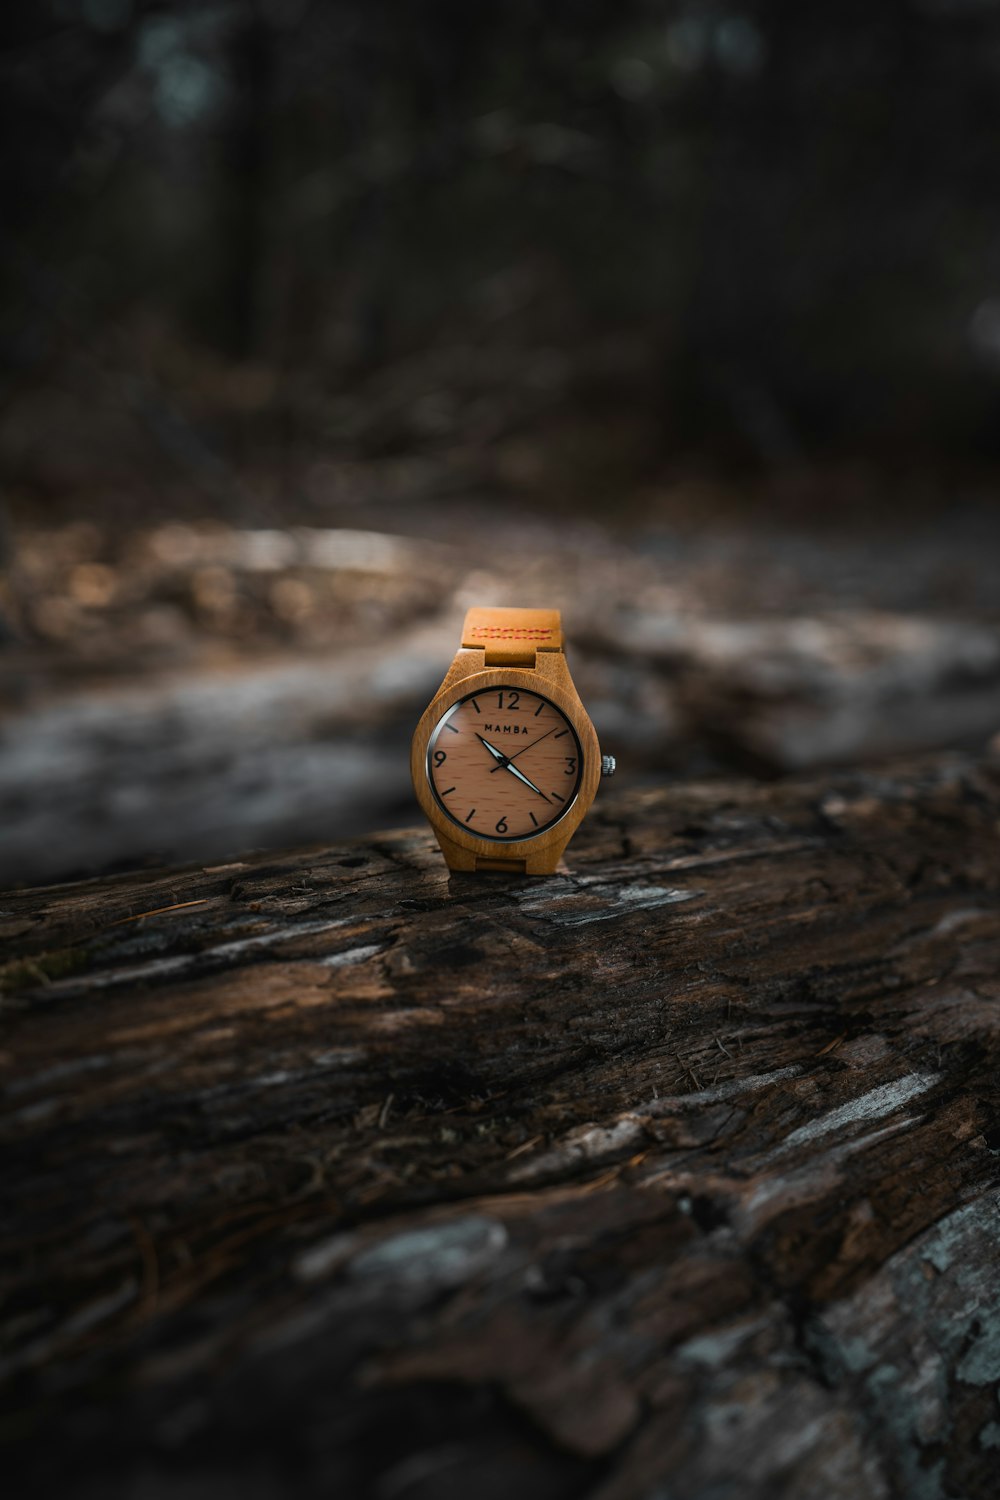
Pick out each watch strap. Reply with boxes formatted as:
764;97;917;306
460;605;563;667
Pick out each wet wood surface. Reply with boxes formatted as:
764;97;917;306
2;753;1000;1498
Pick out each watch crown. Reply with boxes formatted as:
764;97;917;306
601;754;616;777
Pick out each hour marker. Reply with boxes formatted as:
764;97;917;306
529;811;539;827
534;701;544;716
554;730;568;739
465;808;476;821
471;699;481;713
552;792;564;802
441;786;456;795
445;722;460;733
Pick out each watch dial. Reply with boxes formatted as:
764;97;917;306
427;687;584;841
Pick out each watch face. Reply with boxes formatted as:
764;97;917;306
426;687;584;841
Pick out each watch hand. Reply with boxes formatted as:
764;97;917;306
489;725;559;771
475;732;510;766
476;728;550;797
503;762;551;800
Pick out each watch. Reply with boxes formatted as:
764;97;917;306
410;606;615;874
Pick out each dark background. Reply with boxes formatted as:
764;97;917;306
2;0;1000;886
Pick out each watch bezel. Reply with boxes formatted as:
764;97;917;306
425;686;585;843
410;660;602;865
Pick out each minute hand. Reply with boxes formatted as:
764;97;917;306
488;725;559;771
479;729;550;799
502;762;551;800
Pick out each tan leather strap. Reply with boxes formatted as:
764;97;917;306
461;606;563;667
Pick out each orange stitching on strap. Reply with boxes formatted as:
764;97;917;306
469;627;554;638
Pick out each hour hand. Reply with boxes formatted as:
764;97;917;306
475;733;509;767
503;763;551;800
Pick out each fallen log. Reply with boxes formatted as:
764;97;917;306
2;753;1000;1499
7;515;1000;886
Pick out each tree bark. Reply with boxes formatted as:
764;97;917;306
2;753;1000;1499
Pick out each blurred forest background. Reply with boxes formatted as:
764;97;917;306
2;0;1000;886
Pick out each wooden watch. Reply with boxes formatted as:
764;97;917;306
410;606;614;874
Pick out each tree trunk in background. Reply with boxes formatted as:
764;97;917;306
224;0;275;361
1;754;999;1499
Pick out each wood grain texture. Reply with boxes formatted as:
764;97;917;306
2;754;1000;1499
